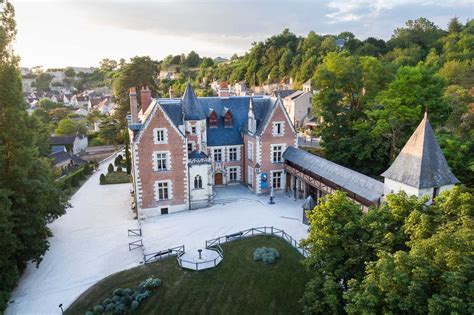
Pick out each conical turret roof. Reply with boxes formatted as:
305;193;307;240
381;113;459;189
182;81;205;120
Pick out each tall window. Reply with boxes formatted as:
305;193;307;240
272;171;282;189
248;116;255;133
248;142;254;161
229;147;238;161
224;111;233;127
248;166;254;187
229;167;238;181
157;181;169;200
194;175;203;189
191;126;197;134
209;111;218;128
213;148;222;162
271;145;283;163
156;153;168;171
154;128;167;144
187;142;193;153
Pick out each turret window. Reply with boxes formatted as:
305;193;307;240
194;175;203;189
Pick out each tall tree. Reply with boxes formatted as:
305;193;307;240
0;1;68;309
112;56;160;124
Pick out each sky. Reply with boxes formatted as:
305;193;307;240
11;0;473;68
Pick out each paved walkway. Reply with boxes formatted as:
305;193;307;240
6;155;141;315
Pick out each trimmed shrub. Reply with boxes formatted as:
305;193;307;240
111;295;121;303
112;288;123;296
78;169;86;180
114;155;123;166
117;166;122;173
85;312;93;315
253;247;280;264
138;277;162;292
122;288;133;296
131;300;140;310
99;174;106;185
114;303;126;314
105;303;115;312
108;163;114;173
102;298;112;306
92;304;104;314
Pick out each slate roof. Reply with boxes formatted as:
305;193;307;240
48;150;87;166
182;82;205;120
274;90;296;98
188;150;208;160
51;145;66;153
156;95;275;146
51;135;77;145
283;146;384;203
381;113;459;188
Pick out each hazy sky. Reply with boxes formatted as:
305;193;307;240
11;0;473;68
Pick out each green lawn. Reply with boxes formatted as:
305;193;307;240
66;235;311;315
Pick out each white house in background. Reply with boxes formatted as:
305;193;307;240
51;134;88;155
382;112;459;204
75;108;88;116
302;79;312;93
71;67;94;74
71;94;89;108
283;90;313;128
234;81;248;96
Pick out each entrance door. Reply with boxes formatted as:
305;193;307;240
214;172;223;186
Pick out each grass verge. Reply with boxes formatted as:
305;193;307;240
67;235;310;314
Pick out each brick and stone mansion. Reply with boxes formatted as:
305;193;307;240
128;83;297;217
128;84;459;219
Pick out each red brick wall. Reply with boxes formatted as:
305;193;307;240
259;104;296;192
136;106;187;209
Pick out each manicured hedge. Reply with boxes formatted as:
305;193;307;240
99;171;132;185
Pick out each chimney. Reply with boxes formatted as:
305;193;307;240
129;87;138;123
169;87;174;99
140;86;152;113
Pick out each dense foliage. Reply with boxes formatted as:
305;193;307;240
0;1;68;310
301;187;473;314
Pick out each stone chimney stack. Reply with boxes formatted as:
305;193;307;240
169;87;174;99
129;87;138;123
140;86;152;113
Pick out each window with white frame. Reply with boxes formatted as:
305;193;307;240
248;142;254;161
271;145;283;163
213;148;222;162
194;175;203;189
272;122;284;136
228;147;238;161
247;166;254;187
156;181;169;200
272;171;282;189
229;167;238;181
153;128;168;144
155;152;168;171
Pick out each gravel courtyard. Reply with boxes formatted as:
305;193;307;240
7;166;308;314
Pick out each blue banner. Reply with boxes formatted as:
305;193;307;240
261;173;268;189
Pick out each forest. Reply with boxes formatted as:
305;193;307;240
105;17;473;186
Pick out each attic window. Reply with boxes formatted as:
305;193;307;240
209;111;218;128
224;110;233;128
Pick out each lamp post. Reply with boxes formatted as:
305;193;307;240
269;187;275;204
198;249;202;260
59;303;64;314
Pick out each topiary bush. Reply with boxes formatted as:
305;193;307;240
85;277;161;314
117;166;122;173
108;163;114;173
114;155;123;166
93;304;104;314
253;247;280;264
71;174;80;187
99;173;106;185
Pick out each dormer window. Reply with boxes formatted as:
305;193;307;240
224;110;233;128
209;111;218;128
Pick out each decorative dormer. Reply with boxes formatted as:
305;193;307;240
209;109;218;128
248;97;256;134
223;108;233;128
